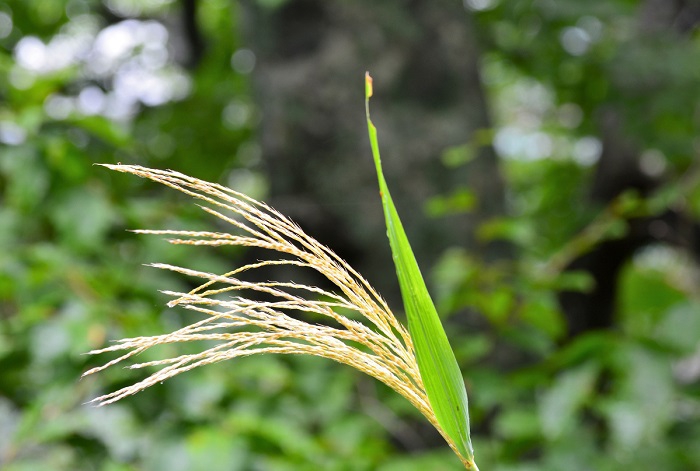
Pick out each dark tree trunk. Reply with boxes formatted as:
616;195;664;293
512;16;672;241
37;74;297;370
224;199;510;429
239;0;507;302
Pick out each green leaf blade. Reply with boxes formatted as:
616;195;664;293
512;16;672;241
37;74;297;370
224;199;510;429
364;73;474;464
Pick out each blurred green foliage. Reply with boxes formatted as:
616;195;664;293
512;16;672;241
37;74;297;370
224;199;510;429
1;1;699;470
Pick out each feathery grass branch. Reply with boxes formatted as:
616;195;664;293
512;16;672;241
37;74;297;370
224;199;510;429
84;164;433;415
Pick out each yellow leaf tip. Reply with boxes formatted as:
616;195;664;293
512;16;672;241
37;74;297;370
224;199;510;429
365;72;373;99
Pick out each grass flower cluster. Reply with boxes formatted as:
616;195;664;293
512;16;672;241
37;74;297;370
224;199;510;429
84;164;429;411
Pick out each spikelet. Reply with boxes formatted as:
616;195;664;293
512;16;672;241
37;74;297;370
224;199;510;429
84;164;444;435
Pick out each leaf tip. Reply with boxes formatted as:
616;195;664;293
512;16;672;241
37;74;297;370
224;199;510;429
365;72;373;99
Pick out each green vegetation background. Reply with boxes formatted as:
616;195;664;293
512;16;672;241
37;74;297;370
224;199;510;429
1;1;699;470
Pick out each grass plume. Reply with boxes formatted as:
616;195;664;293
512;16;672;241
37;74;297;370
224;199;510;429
84;164;474;465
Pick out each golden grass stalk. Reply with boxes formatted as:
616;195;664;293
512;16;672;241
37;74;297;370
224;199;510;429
84;164;469;460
